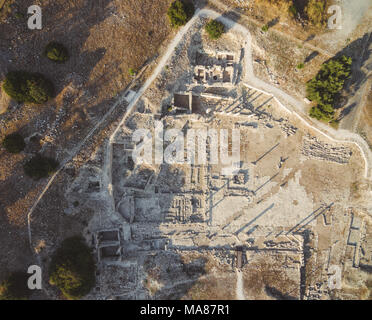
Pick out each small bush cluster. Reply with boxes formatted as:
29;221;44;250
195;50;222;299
305;0;326;27
307;55;352;121
205;20;225;40
288;4;297;17
49;237;95;300
23;154;59;180
2;133;25;153
296;63;305;69
44;42;69;63
167;0;195;28
2;71;54;104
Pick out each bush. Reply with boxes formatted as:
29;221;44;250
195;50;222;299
289;4;297;17
44;42;69;63
2;71;54;104
307;55;352;121
305;0;326;27
261;24;269;32
167;0;195;28
128;68;136;76
2;133;25;153
296;63;305;69
49;237;95;300
205;20;225;40
23;154;59;180
0;272;31;300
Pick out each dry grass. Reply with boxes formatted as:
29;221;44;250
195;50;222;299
358;86;372;149
0;0;174;279
0;0;13;21
242;255;300;299
185;276;236;299
364;89;372;125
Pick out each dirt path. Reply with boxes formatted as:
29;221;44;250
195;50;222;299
27;7;372;252
236;270;245;300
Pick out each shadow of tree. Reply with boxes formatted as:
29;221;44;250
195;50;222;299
304;50;318;63
334;33;372;99
267;17;280;29
265;285;297;300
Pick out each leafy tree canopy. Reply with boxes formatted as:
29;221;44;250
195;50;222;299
2;133;25;154
307;55;352;121
2;71;54;104
45;42;69;63
49;237;95;300
23;154;59;180
205;19;225;40
167;0;195;28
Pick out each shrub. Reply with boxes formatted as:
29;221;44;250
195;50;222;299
307;55;352;121
23;154;59;180
15;12;25;19
305;0;326;27
2;71;54;104
49;237;95;300
296;63;305;69
44;42;69;63
2;133;25;153
205;19;225;40
167;0;195;28
289;5;297;17
261;24;269;32
0;272;31;300
128;68;136;76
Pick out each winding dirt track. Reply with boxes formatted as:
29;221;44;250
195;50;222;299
27;8;372;252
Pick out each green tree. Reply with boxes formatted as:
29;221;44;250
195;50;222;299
44;42;69;63
205;20;225;40
23;154;59;180
49;237;95;300
167;0;195;28
0;272;31;300
307;55;352;121
2;71;54;104
2;133;25;153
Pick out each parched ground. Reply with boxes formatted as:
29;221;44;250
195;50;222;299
357;86;372;149
26;12;368;301
0;0;175;285
0;0;371;300
212;0;372;123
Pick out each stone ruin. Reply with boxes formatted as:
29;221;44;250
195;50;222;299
193;51;237;87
